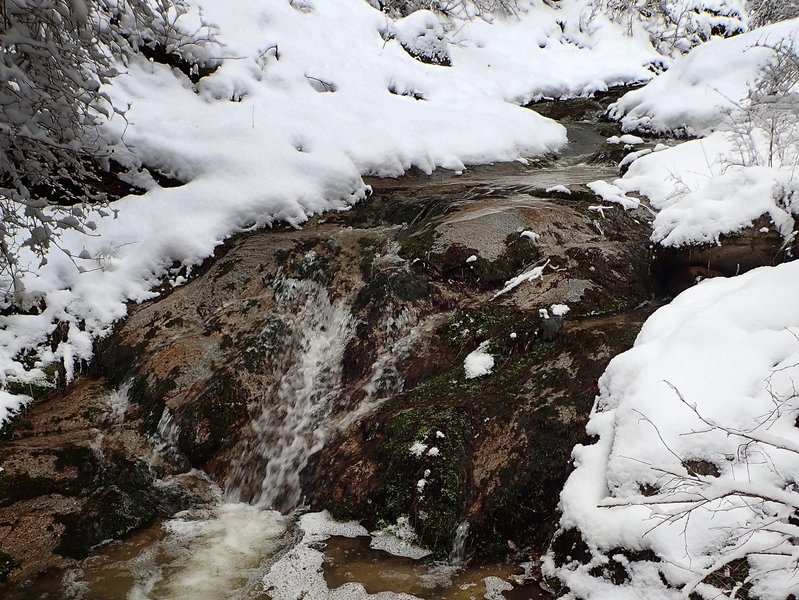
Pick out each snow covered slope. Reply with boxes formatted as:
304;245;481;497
0;0;663;424
550;16;799;598
591;130;799;247
610;18;799;135
546;261;799;599
589;17;799;248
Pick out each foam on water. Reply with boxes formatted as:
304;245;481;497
129;503;291;600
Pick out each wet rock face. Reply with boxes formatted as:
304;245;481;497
0;380;211;586
1;97;663;588
301;171;658;557
306;308;654;556
89;154;656;564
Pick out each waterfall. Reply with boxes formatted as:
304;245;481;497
448;521;470;565
226;277;355;512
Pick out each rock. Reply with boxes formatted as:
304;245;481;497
540;313;563;341
2;111;666;590
0;380;211;587
653;215;798;296
304;305;656;557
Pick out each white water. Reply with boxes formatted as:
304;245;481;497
63;502;293;600
226;277;355;512
449;521;470;565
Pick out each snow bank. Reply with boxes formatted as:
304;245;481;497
610;18;799;135
546;261;799;598
593;130;798;247
0;0;666;425
591;18;799;249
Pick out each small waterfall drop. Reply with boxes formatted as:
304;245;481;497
448;521;470;565
226;277;355;512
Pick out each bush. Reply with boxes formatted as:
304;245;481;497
748;0;799;28
726;40;799;169
367;0;520;19
587;0;747;55
0;0;213;304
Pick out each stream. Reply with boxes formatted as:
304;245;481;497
2;92;669;599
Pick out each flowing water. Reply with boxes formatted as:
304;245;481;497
41;506;547;600
225;277;357;511
7;104;641;600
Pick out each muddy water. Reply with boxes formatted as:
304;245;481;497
322;536;547;600
13;502;545;600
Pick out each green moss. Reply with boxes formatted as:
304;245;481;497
4;377;55;402
397;226;437;261
376;406;474;553
240;317;289;373
327;497;358;522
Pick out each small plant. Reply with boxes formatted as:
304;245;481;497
586;0;746;56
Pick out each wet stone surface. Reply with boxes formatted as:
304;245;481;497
1;92;681;595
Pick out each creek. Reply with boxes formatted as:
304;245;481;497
1;91;671;599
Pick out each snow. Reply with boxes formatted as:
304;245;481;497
594;130;798;247
391;10;450;65
588;205;613;218
551;304;570;316
409;441;428;457
464;341;494;379
587;180;641;210
606;134;644;145
0;0;669;424
546;261;799;598
618;147;653;167
545;185;571;194
544;18;799;595
466;254;478;263
520;230;540;243
583;16;799;249
610;18;799;135
492;260;551;299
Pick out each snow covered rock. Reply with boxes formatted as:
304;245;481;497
390;10;451;66
610;18;799;135
546;260;799;599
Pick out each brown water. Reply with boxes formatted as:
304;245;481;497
322;536;547;600
13;505;547;600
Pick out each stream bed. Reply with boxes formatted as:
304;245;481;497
1;91;670;599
